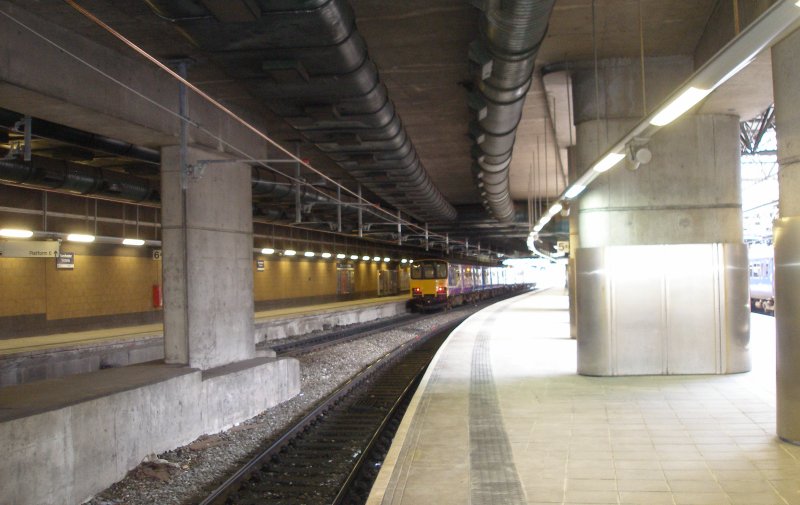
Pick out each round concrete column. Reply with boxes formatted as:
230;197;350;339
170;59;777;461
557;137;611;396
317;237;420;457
570;57;749;376
773;27;800;445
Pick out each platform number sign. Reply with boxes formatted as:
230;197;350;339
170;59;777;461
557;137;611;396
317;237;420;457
152;249;162;261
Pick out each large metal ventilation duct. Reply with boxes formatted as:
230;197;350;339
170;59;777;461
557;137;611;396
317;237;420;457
0;157;159;203
0;156;356;223
468;0;555;222
143;0;457;223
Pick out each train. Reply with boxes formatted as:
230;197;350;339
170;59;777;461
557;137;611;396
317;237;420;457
749;243;775;315
408;259;528;310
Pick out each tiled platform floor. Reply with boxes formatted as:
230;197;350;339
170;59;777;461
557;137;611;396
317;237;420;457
368;288;800;505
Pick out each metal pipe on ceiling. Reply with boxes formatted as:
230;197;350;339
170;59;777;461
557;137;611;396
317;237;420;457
468;0;556;222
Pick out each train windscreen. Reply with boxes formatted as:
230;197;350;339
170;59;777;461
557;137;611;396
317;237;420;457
411;261;448;279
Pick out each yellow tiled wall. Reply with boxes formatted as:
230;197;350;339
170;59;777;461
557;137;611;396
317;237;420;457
1;254;387;322
0;255;161;320
0;258;47;317
252;258;381;301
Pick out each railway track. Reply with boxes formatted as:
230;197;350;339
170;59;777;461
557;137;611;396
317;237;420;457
199;318;462;505
269;312;422;355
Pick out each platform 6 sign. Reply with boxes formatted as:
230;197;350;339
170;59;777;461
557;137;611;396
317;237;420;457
0;239;59;258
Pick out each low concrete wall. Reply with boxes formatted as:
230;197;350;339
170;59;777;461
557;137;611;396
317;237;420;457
1;299;407;387
0;358;299;505
0;335;163;387
255;300;409;343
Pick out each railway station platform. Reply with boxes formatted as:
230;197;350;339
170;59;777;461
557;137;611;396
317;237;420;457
367;288;799;505
0;294;409;387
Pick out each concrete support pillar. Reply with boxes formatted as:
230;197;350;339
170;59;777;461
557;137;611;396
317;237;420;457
161;145;255;370
772;27;800;444
571;58;749;376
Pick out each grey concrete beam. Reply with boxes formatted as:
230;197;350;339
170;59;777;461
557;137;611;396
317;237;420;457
0;2;269;159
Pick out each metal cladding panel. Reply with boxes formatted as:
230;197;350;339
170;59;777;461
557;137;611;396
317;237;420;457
576;243;750;376
774;217;800;443
575;247;612;376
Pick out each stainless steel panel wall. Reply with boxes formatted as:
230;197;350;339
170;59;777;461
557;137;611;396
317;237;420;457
775;217;800;443
576;243;750;376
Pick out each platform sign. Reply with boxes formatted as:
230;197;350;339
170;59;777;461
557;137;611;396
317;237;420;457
0;239;59;258
56;252;75;270
152;249;162;261
256;259;265;272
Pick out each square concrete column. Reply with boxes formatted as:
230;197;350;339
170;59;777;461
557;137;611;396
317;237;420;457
161;145;255;370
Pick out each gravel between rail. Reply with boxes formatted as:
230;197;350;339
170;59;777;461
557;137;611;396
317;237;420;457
86;308;477;505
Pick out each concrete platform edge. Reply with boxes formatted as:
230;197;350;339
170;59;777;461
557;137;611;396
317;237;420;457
0;357;300;505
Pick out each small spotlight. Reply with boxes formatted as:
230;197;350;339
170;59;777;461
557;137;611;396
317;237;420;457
262;248;275;255
122;238;145;246
0;228;33;238
67;234;95;243
284;249;297;256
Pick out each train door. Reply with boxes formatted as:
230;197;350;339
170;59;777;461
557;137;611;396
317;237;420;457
337;264;354;295
378;269;399;296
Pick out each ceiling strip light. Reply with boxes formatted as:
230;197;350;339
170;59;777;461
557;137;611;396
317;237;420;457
649;87;712;126
0;228;33;238
122;238;145;246
592;152;626;173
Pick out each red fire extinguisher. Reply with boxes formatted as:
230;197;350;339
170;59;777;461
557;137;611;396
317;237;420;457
152;284;162;308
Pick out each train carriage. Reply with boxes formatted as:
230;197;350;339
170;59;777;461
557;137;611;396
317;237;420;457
409;258;524;310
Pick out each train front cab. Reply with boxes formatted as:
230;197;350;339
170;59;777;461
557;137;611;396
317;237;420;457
410;260;449;310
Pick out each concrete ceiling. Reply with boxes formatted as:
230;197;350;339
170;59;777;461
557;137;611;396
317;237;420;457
0;0;779;254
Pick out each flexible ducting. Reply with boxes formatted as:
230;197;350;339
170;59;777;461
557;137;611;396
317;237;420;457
143;0;457;224
468;0;555;222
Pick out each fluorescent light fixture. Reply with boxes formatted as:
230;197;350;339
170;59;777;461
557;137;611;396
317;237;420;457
548;203;563;216
122;238;145;246
533;223;544;232
0;228;33;238
373;256;381;262
321;252;332;259
362;255;371;261
409;259;414;264
262;248;275;255
283;249;297;256
67;233;95;243
564;185;586;199
336;253;346;259
383;257;390;262
650;87;711;126
401;259;408;264
304;251;315;257
350;255;359;260
592;152;626;173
